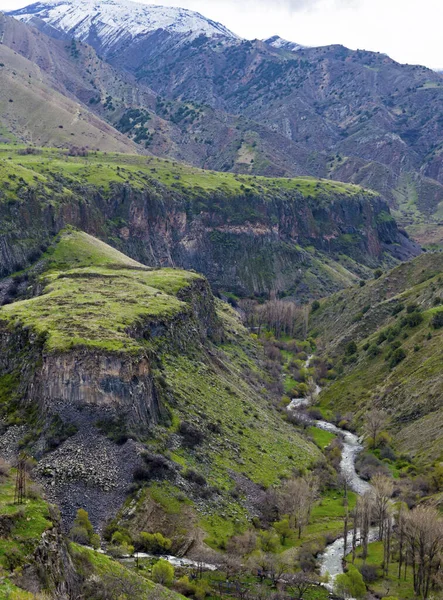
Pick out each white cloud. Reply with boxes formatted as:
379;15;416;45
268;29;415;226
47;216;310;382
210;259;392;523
1;0;442;68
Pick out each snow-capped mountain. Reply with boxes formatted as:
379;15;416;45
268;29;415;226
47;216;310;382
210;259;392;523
9;0;239;54
264;35;306;52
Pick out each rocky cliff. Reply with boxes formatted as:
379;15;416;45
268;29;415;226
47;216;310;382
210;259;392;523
0;229;320;538
0;149;420;299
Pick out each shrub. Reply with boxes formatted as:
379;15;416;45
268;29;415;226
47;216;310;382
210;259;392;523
183;468;207;486
311;300;320;312
70;509;95;545
152;559;174;586
377;330;387;344
345;341;357;356
4;547;24;571
406;303;420;314
401;311;423;328
134;452;171;482
431;311;443;329
334;565;366;599
359;563;378;584
391;303;404;315
367;344;380;358
137;532;172;554
179;421;205;447
90;533;101;550
389;347;406;368
69;525;90;545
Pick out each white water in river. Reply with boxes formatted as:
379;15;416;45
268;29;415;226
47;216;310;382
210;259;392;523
288;356;375;592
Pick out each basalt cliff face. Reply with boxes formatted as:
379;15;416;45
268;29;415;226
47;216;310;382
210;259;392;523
0;230;320;537
0;150;420;299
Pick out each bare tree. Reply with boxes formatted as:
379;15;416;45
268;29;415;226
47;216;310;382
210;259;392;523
403;506;443;599
285;572;318;599
363;408;389;449
340;473;352;559
371;473;393;541
279;475;319;538
355;492;373;560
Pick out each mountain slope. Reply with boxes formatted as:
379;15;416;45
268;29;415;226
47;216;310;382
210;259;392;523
0;11;327;178
0;43;139;152
11;0;443;243
0;146;420;298
13;0;238;54
310;252;443;465
0;227;320;542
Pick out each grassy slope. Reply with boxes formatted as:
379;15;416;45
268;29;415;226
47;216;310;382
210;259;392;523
310;252;443;464
0;470;184;599
0;229;320;543
349;541;415;599
0;45;138;154
0;230;200;353
0;145;367;198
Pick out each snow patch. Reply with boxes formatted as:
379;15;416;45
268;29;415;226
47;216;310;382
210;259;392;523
264;35;306;52
10;0;239;52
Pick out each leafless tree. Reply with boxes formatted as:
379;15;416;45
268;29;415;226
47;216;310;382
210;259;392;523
285;572;318;599
278;475;319;538
403;506;443;599
355;492;373;560
371;473;394;541
363;408;389;448
340;473;352;559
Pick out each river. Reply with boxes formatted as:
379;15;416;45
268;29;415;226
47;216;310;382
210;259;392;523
121;356;374;594
288;356;374;592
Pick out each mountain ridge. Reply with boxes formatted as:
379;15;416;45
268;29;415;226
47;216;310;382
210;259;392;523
8;0;443;245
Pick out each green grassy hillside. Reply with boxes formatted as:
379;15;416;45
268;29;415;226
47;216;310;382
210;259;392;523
0;145;366;198
0;465;185;599
1;230;200;353
310;252;443;464
0;229;320;549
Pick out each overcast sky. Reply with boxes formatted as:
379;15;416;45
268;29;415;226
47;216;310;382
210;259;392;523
2;0;442;69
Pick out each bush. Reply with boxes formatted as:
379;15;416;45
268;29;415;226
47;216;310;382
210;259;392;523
70;509;95;545
152;559;174;586
134;452;171;482
406;303;420;314
334;565;366;599
179;421;205;447
401;311;423;328
345;341;357;356
137;531;172;554
311;300;320;312
367;344;380;358
431;311;443;329
391;303;404;315
389;347;406;368
359;563;378;583
183;468;207;486
69;525;90;545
